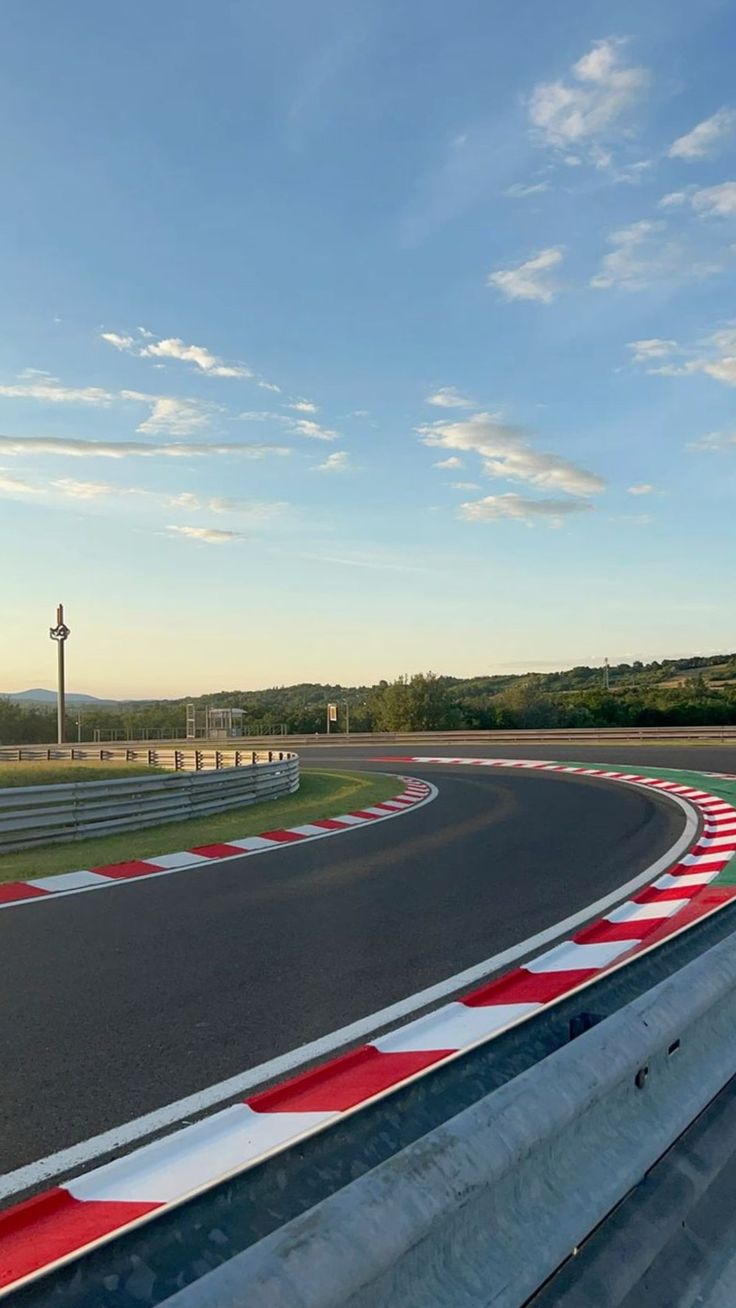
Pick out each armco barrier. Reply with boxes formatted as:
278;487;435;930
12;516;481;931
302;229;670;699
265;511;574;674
158;924;736;1308
2;725;736;757
0;753;298;852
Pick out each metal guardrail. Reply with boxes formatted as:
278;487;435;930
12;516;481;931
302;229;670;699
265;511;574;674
0;746;291;766
0;753;299;852
158;922;736;1308
3;725;735;753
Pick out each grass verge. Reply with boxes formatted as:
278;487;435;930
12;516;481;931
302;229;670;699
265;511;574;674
0;761;164;787
0;769;403;882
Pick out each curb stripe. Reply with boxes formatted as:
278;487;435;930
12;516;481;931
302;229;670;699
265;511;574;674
0;779;434;913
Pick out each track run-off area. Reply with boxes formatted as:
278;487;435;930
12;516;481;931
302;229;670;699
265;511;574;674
1;740;735;1292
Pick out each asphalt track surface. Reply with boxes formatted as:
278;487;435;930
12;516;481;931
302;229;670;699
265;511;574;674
0;748;711;1185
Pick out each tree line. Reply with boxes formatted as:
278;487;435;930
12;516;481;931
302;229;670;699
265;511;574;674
2;661;736;743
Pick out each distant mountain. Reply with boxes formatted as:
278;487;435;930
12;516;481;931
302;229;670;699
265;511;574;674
1;689;121;706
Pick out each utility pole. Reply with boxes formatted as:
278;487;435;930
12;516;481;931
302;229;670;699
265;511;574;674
49;603;71;745
604;657;610;692
345;700;350;736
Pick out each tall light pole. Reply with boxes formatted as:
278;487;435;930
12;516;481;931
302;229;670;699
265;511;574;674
49;603;71;745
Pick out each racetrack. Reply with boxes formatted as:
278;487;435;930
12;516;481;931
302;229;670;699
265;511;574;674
0;756;690;1183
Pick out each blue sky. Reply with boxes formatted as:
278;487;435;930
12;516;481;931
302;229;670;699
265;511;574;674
1;0;735;696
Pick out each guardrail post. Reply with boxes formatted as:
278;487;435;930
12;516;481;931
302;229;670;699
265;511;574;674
252;751;257;766
195;750;203;771
234;750;242;767
46;748;51;761
215;751;223;770
268;750;273;763
174;750;183;771
147;749;155;766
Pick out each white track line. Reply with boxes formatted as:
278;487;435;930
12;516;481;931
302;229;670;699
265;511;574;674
0;782;696;1202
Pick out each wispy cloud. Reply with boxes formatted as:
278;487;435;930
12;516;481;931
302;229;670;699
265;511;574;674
0;435;292;460
0;370;221;435
668;108;736;161
418;412;605;496
128;394;215;435
289;418;338;441
633;325;736;387
432;456;464;469
627;339;677;363
503;181;551;198
313;450;351;473
0;372;115;406
426;386;475;409
0;470;38;495
102;329;253;379
627;483;654;495
591;220;719;290
529;38;648;164
168;494;289;521
659;182;736;217
288;399;319;413
166;526;245;544
449;481;482;491
460;492;593;527
690;430;736;452
487;248;563;303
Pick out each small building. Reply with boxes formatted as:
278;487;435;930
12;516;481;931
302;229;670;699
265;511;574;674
186;704;246;739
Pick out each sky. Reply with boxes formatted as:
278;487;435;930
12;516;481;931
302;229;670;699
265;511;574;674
1;0;735;697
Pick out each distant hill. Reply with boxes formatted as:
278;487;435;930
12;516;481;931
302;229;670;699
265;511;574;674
1;689;121;706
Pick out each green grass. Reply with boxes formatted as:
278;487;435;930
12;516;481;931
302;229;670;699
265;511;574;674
0;761;164;788
0;769;402;882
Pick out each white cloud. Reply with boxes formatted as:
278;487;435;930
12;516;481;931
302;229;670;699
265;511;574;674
449;481;482;490
627;483;654;495
0;370;223;436
0;436;292;459
426;386;475;409
627;339;677;363
668;108;736;161
131;395;214;435
487;247;563;303
100;332;136;352
144;337;251;378
51;478;119;500
169;494;289;521
288;399;319;413
690;182;736;217
609;512;653;525
690;430;736;452
313;450;351;473
529;38;648;161
658;190;689;209
258;381;282;393
418;412;605;496
631;325;736;387
166;526;244;543
591;220;718;290
289;418;338;441
658;182;736;217
238;410;283;422
460;492;593;527
0;470;38;495
433;456;464;469
503;181;551;198
101;328;253;379
0;375;115;405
